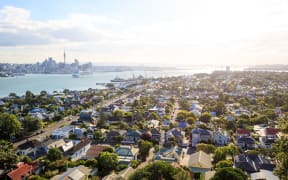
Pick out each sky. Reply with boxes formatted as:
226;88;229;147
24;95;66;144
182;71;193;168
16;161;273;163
0;0;288;66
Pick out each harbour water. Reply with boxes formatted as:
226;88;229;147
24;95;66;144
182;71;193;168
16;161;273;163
0;66;243;97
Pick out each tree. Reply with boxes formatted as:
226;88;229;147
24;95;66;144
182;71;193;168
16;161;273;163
25;90;35;103
214;144;239;163
98;152;118;176
272;137;288;179
22;115;43;132
148;112;160;120
103;146;114;153
196;143;216;154
199;112;212;123
214;101;227;116
112;109;125;121
129;161;183;180
173;168;191;180
215;160;233;169
119;121;129;130
262;109;277;120
179;100;190;111
278;118;288;133
94;130;104;142
85;159;98;168
0;140;19;169
28;175;47;180
138;140;153;161
211;167;248;180
47;148;63;161
0;113;21;140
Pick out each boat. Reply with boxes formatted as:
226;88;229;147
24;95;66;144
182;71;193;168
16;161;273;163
72;71;93;78
13;73;25;76
96;82;107;86
110;77;126;82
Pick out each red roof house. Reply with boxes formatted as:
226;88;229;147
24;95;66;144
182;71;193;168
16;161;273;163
7;162;35;180
264;128;280;136
236;129;250;137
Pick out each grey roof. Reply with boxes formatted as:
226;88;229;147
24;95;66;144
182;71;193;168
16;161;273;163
181;151;212;169
51;165;92;180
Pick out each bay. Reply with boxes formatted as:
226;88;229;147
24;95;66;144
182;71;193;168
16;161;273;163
0;67;242;97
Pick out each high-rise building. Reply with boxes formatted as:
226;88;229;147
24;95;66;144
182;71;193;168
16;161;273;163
64;50;66;64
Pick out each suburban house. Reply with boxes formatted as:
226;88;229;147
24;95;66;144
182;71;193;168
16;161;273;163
105;130;126;144
60;141;74;153
121;129;142;144
233;109;251;116
236;136;257;149
181;151;213;174
103;167;135;180
166;128;185;145
213;129;230;146
150;128;162;142
162;120;170;127
74;128;86;139
16;139;42;159
178;121;189;129
191;128;212;147
234;154;276;174
79;109;95;121
64;139;91;161
236;129;250;137
28;108;50;121
154;146;183;163
7;162;37;180
51;165;92;180
41;139;66;153
259;127;280;149
83;145;110;159
145;120;160;128
250;170;279;180
115;145;139;165
51;125;75;139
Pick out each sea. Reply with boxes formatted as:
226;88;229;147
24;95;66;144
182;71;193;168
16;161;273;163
0;66;245;98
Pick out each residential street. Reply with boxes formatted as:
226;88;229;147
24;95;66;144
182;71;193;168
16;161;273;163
13;93;130;149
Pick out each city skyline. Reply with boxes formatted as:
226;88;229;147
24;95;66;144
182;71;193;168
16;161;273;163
1;0;288;66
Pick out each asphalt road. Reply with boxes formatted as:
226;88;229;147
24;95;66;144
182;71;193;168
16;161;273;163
13;93;130;149
171;100;180;122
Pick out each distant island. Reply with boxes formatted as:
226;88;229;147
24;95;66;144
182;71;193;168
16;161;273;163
244;64;288;71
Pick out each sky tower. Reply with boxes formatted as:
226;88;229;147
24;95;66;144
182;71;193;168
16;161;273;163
64;50;66;64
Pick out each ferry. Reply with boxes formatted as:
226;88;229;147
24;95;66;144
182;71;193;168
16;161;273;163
110;77;126;82
72;71;93;78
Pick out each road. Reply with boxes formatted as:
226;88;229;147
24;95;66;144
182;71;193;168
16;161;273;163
171;100;180;122
13;93;130;149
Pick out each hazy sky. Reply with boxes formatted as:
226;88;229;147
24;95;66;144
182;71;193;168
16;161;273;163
0;0;288;66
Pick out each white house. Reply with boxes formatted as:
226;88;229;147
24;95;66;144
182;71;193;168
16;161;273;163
65;139;91;161
145;120;160;128
213;129;230;146
51;125;75;139
259;127;279;149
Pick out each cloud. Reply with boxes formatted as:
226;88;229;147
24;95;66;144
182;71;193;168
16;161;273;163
0;6;120;46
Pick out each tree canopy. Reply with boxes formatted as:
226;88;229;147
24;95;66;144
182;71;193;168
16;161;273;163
129;161;189;180
98;152;118;176
211;167;248;180
138;140;153;161
0;140;19;169
0;113;21;140
47;148;63;161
